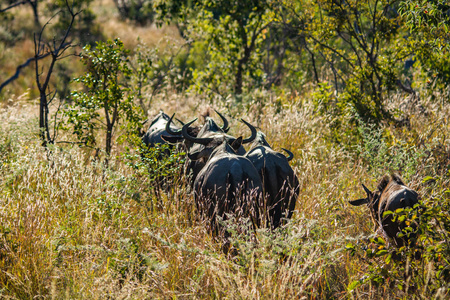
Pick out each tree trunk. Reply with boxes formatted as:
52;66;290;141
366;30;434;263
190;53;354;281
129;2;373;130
235;60;244;96
235;45;252;96
105;125;113;167
39;93;47;147
28;0;41;30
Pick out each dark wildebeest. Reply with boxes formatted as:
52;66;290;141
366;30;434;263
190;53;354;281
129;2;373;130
142;110;182;149
161;109;230;146
245;132;299;229
140;110;184;195
189;136;263;243
162;110;233;186
178;114;257;186
349;173;420;247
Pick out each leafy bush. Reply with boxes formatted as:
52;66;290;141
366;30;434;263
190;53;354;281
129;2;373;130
129;41;194;113
400;1;450;92
65;38;143;162
123;141;186;210
355;121;426;178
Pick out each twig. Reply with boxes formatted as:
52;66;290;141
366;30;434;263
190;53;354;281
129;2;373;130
0;0;28;12
0;53;54;93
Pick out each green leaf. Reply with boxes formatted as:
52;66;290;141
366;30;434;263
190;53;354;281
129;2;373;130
376;250;388;256
383;211;394;217
347;280;360;291
422;176;436;183
345;243;355;250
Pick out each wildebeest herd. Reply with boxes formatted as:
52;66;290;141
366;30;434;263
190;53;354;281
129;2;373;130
142;110;420;251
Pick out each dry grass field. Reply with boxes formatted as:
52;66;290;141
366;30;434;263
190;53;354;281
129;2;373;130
0;89;449;298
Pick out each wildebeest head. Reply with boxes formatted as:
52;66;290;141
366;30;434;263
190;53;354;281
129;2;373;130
142;110;180;147
251;131;272;148
161;110;230;147
349;173;420;247
182;117;257;161
250;132;294;162
161;113;200;146
198;109;230;134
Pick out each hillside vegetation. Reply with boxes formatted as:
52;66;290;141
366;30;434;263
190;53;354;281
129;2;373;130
0;0;449;298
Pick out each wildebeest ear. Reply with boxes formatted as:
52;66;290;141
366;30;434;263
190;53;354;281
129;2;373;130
161;135;183;144
230;136;243;152
362;183;373;197
349;198;369;206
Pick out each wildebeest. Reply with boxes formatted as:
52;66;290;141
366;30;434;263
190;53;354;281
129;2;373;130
161;110;236;186
191;136;263;241
245;132;299;229
161;109;229;146
140;110;185;195
349;173;420;247
142;110;181;148
180;115;257;185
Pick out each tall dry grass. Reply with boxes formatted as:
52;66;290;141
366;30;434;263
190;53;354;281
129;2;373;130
0;87;449;299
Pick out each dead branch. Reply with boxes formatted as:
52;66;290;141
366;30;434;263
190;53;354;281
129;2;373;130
0;52;53;93
34;0;81;147
0;0;28;13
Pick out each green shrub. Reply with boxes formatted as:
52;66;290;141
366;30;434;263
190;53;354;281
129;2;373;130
65;38;143;163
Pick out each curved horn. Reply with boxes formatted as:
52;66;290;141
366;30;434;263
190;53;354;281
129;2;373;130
362;183;371;196
281;148;294;161
181;118;214;145
214;109;229;132
175;118;185;126
166;113;182;135
241;119;257;144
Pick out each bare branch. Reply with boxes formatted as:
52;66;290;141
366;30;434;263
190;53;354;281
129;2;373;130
34;0;81;147
0;53;51;93
0;0;28;13
51;97;65;141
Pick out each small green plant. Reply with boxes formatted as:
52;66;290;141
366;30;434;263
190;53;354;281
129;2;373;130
65;38;142;164
123;141;186;210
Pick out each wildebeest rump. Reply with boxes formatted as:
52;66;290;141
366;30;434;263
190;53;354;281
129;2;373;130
349;173;420;247
192;137;263;237
245;132;299;229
